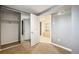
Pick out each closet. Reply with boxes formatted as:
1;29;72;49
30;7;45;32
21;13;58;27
0;6;21;48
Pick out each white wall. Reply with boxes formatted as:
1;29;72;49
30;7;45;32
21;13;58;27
21;13;30;41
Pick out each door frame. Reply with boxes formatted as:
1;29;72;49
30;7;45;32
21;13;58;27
0;6;1;49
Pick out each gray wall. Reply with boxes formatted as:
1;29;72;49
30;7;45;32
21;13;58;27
51;6;79;53
51;8;72;49
72;6;79;53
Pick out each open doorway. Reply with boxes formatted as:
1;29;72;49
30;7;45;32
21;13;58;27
39;15;51;43
21;13;31;45
21;13;40;46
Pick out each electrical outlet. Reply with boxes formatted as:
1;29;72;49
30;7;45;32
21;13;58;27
57;38;61;42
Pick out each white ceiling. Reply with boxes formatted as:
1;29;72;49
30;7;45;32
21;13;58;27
5;5;53;15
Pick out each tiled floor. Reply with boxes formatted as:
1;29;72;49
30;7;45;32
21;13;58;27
0;41;71;54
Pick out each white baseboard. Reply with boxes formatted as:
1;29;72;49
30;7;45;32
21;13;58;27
0;44;20;51
51;43;72;52
40;42;72;52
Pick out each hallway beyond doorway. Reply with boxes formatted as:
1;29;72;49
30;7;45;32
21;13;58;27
39;15;51;43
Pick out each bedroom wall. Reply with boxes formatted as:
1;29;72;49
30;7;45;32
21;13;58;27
51;6;79;53
51;7;72;50
71;6;79;53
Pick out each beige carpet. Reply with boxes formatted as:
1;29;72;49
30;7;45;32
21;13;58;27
0;41;71;54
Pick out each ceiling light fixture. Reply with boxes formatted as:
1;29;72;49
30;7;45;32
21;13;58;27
57;10;65;15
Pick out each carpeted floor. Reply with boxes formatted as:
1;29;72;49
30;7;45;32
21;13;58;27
0;41;71;54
